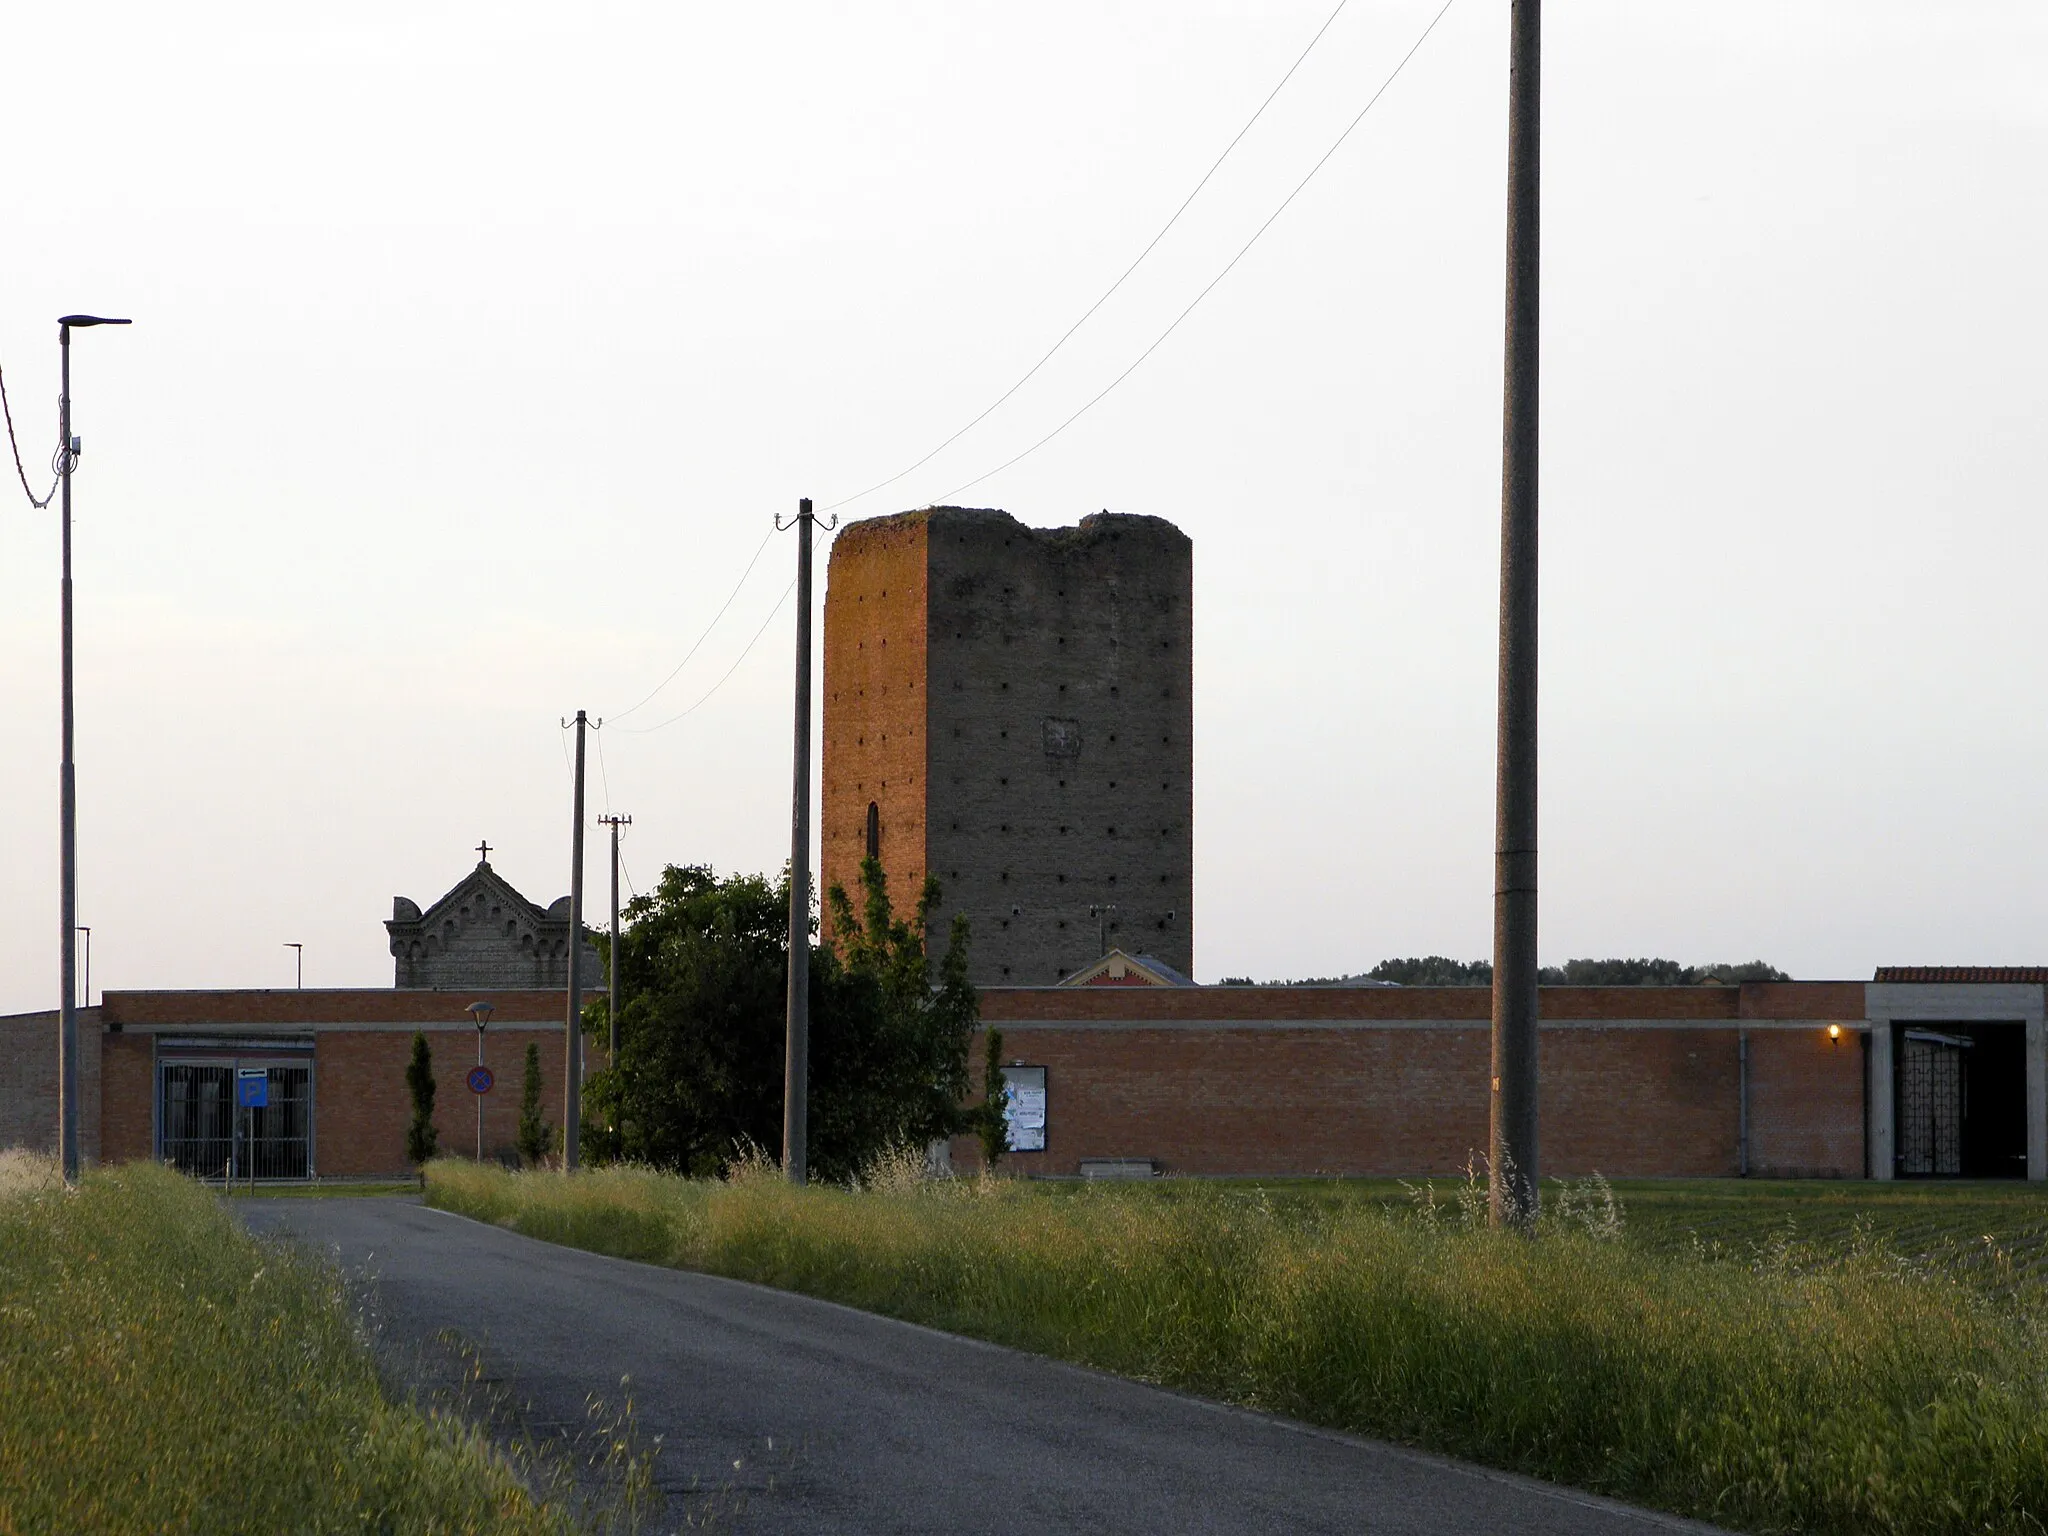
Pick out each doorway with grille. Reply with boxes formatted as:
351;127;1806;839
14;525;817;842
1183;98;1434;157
1894;1023;2026;1178
156;1037;316;1180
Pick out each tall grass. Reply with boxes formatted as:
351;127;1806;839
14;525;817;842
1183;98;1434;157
429;1157;2048;1535
0;1153;577;1535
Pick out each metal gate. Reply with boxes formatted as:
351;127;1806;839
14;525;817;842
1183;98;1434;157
1898;1030;1967;1176
158;1058;314;1180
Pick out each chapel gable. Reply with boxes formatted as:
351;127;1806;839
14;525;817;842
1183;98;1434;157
386;850;599;989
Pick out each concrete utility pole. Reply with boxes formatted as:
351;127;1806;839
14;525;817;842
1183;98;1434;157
564;710;590;1171
780;496;830;1186
56;313;128;1186
599;814;631;1063
1489;0;1542;1230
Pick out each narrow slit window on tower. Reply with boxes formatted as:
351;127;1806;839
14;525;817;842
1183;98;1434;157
866;801;880;862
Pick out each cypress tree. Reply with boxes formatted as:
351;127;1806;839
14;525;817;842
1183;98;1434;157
977;1027;1008;1170
404;1030;438;1166
517;1041;550;1167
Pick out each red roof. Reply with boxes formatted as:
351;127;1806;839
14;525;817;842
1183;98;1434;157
1873;967;2048;984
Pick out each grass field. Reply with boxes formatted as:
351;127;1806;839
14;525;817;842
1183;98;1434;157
0;1153;589;1535
429;1158;2048;1536
1078;1175;2048;1290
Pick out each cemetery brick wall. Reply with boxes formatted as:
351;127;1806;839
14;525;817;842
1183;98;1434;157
8;981;1874;1180
314;1025;578;1176
100;1031;153;1164
0;1007;100;1163
86;990;593;1177
959;984;1869;1178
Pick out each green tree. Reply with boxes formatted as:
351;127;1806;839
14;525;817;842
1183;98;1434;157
814;856;978;1183
1540;958;1793;985
975;1026;1009;1170
597;865;790;1176
1363;956;1792;986
404;1031;438;1166
596;858;977;1181
516;1042;550;1167
1369;956;1494;986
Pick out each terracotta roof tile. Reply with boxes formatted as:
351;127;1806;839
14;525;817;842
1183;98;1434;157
1871;966;2048;984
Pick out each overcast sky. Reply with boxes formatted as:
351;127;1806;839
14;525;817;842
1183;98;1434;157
2;1;2043;1009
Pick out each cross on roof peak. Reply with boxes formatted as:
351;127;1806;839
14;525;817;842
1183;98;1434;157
476;840;492;864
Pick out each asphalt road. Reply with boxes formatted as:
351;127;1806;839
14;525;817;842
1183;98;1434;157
242;1198;1727;1535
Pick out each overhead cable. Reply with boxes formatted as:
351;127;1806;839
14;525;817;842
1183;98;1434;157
613;575;798;734
608;526;778;722
931;0;1459;506
0;362;56;509
821;0;1354;515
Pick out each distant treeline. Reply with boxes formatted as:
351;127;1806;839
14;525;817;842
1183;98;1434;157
1219;957;1792;987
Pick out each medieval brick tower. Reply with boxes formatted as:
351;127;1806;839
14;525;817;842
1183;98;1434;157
821;506;1192;985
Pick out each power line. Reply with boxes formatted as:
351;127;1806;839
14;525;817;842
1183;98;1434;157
614;575;798;734
821;0;1354;515
0;360;56;509
609;527;777;722
594;723;614;814
930;0;1459;507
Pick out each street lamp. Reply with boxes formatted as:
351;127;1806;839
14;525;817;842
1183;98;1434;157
57;313;130;1186
468;1000;494;1161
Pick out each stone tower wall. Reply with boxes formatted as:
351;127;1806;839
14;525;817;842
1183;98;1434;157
822;507;1192;984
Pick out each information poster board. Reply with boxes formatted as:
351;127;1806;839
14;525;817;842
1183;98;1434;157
1000;1065;1048;1153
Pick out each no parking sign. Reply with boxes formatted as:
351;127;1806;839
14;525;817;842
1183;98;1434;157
467;1066;494;1095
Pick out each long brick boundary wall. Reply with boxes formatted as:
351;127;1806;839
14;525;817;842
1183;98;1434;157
28;990;604;1178
4;977;2023;1182
955;982;1871;1178
0;1007;102;1163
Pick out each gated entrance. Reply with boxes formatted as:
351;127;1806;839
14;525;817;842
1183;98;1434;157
156;1037;315;1180
1894;1023;2026;1179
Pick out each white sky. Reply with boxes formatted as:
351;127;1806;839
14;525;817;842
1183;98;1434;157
2;1;2044;1008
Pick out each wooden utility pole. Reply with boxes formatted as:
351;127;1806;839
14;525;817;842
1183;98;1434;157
1490;0;1542;1229
564;710;589;1171
599;814;632;1063
781;497;826;1186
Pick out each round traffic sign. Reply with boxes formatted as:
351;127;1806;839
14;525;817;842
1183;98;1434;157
466;1066;495;1095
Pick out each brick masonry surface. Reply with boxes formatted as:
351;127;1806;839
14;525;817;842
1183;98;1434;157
54;990;600;1177
315;1026;581;1175
0;981;1891;1180
957;984;1871;1178
824;507;1193;985
0;1008;100;1162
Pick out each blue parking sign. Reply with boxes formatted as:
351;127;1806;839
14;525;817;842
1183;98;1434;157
236;1070;268;1109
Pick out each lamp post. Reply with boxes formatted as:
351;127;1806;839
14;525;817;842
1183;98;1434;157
468;1000;494;1161
57;313;129;1186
